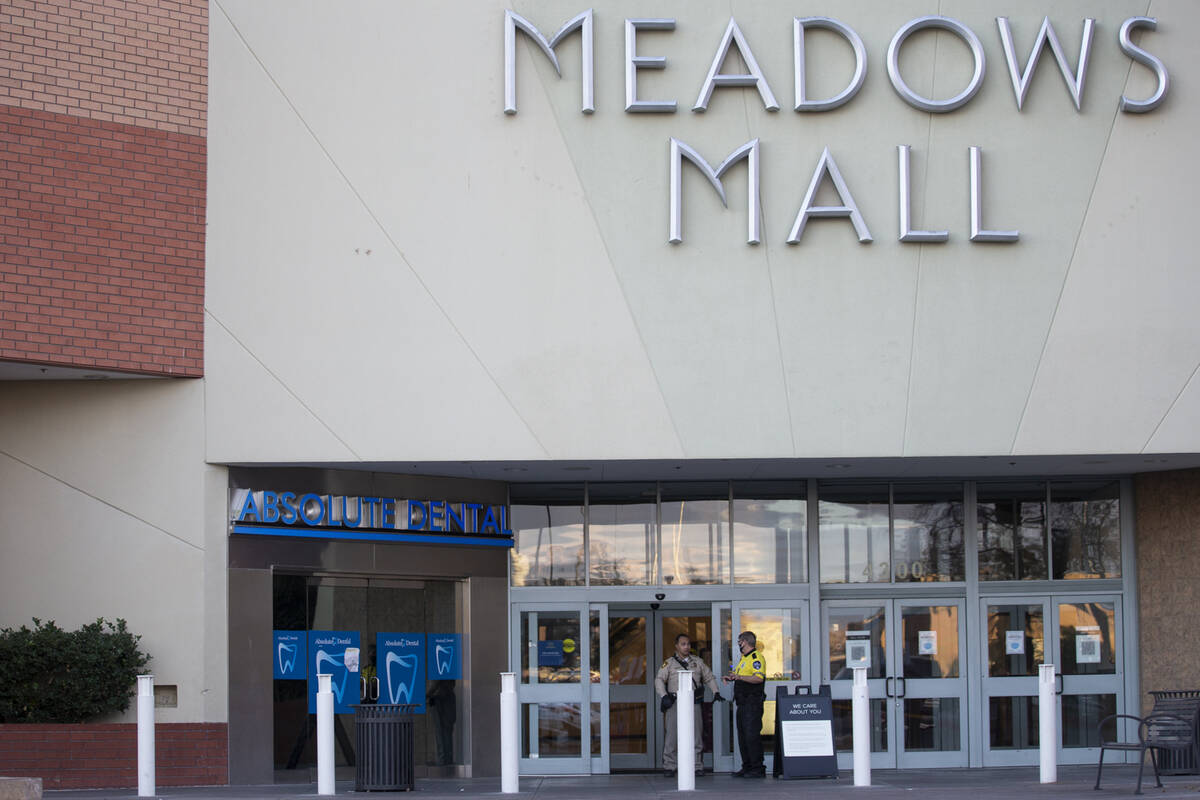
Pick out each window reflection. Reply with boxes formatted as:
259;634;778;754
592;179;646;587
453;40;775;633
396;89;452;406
1058;601;1117;676
732;482;806;584
589;483;656;586
660;483;729;585
892;484;964;582
1050;481;1121;579
510;484;585;586
828;606;886;680
738;608;803;679
987;604;1044;677
819;485;889;583
978;483;1047;581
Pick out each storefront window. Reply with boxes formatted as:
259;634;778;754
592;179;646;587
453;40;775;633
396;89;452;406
819;485;889;583
732;482;806;584
977;482;1048;581
1050;481;1121;579
589;483;657;585
892;483;964;583
660;482;728;585
510;484;585;586
271;575;466;772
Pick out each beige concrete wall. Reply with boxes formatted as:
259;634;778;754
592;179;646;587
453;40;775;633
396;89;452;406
0;380;227;723
1135;468;1200;712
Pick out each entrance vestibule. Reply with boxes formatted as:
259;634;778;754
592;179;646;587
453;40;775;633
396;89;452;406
508;478;1137;775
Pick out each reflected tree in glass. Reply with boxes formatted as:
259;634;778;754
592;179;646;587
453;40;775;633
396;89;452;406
1050;481;1121;579
892;484;964;583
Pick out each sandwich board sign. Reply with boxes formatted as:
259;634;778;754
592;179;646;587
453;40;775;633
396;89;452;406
772;685;838;779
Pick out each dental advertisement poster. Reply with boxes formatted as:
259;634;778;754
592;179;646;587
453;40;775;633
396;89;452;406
428;634;462;680
273;630;306;679
308;630;360;713
378;633;427;713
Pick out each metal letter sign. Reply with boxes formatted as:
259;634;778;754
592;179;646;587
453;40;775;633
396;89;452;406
274;630;306;679
308;630;360;714
378;633;427;713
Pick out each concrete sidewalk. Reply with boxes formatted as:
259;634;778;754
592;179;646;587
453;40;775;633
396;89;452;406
42;766;1200;800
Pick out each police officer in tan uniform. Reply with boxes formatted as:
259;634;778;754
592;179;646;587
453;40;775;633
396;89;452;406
655;633;724;777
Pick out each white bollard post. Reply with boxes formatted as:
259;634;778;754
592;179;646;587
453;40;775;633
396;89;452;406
677;671;695;791
1039;664;1057;784
852;667;870;787
500;673;519;794
137;675;155;798
317;673;335;796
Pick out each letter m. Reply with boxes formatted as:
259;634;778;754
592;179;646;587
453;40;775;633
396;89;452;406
669;138;761;244
504;9;594;114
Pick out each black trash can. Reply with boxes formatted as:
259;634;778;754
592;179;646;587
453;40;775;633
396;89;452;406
353;703;417;791
1147;690;1200;775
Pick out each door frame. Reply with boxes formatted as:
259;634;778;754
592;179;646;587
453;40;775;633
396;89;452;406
510;602;591;775
978;593;1126;767
822;597;970;770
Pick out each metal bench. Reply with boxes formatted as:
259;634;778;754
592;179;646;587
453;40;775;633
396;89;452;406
1146;691;1200;774
1094;712;1197;794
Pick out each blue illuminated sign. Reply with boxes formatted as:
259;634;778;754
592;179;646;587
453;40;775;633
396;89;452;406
377;633;426;713
307;630;361;714
428;634;462;680
229;489;513;547
273;630;306;680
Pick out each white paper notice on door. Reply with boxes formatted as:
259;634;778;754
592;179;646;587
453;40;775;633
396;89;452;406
780;719;834;757
1076;633;1101;664
918;630;937;655
1006;630;1025;655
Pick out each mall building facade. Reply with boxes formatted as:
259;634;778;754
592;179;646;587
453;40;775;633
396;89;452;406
2;0;1200;786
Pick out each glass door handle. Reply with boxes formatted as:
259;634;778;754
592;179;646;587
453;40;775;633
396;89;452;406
885;676;894;697
1056;674;1064;696
896;677;906;698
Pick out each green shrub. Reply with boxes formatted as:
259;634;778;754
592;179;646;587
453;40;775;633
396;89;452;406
0;618;152;723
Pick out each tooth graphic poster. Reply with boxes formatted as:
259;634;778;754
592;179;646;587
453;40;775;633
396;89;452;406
428;634;462;680
308;630;360;714
377;633;426;714
273;630;306;679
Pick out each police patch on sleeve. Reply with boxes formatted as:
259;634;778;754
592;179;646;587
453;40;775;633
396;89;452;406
752;660;761;669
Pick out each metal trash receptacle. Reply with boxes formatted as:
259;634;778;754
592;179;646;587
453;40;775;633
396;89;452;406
353;703;417;791
1148;690;1200;775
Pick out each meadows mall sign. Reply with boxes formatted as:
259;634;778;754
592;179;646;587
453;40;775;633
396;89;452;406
502;10;1171;245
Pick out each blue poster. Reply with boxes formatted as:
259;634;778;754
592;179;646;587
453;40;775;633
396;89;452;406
427;633;462;680
273;630;306;679
377;633;426;713
307;630;361;714
538;640;564;666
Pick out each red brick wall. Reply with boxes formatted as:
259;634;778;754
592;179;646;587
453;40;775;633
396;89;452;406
0;723;228;789
0;0;206;377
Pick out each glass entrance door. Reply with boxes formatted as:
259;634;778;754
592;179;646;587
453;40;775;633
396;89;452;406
823;598;968;769
981;595;1123;766
272;575;466;781
591;605;725;774
511;603;590;775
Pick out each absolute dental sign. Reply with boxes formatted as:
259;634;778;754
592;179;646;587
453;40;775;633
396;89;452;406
229;488;514;547
503;10;1171;244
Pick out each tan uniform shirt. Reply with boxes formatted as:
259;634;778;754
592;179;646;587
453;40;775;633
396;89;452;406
655;654;720;698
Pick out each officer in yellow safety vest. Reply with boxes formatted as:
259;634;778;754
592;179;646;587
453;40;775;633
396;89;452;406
723;630;766;778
